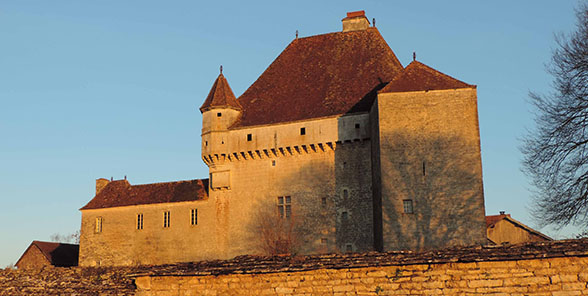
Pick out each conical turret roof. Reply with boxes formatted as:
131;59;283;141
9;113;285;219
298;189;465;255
199;73;241;112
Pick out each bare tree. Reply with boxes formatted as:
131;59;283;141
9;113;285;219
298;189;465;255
50;230;80;244
522;3;588;228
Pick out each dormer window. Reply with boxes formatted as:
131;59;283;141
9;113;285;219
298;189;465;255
217;112;222;117
300;127;306;135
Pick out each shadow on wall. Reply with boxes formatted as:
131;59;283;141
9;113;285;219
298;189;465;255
379;132;485;250
246;161;337;256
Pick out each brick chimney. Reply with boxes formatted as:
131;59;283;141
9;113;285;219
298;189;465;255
96;178;110;194
342;10;370;32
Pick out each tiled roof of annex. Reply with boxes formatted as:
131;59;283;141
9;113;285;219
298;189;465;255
233;27;403;127
81;179;209;210
379;60;475;93
16;241;79;267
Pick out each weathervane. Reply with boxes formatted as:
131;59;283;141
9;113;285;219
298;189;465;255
220;65;223;74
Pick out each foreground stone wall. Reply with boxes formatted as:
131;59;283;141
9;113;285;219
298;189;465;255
0;266;137;295
135;256;588;295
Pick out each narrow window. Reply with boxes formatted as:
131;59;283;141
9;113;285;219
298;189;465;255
422;161;426;176
191;209;198;225
321;197;327;207
300;127;306;135
342;211;349;221
277;196;292;219
343;189;348;200
403;200;414;214
163;211;170;228
95;217;103;233
217;112;222;117
205;141;208;146
272;160;276;166
247;134;252;141
346;244;353;252
137;214;143;230
355;123;360;129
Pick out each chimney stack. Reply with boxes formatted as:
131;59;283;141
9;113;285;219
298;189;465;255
96;178;110;194
342;10;370;32
499;211;505;215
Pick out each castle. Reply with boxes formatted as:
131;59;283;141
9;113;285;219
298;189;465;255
79;11;487;267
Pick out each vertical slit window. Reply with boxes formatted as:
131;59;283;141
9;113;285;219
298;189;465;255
163;211;170;228
247;134;252;141
403;200;414;214
95;217;103;233
300;127;306;135
137;214;143;230
191;209;198;225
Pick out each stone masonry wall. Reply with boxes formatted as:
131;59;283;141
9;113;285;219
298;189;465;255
134;239;588;295
136;257;588;295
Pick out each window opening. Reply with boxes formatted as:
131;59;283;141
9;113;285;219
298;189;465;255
403;200;414;214
137;214;143;230
342;211;348;221
355;123;360;129
346;244;353;252
422;161;426;176
247;134;252;141
343;189;348;200
95;217;103;233
321;238;328;245
163;211;171;228
277;196;292;219
300;127;306;135
191;209;198;225
217;112;222;117
272;160;276;166
321;197;327;207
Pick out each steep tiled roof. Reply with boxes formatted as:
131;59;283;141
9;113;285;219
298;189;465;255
486;214;510;227
16;241;79;267
234;28;403;127
380;61;474;93
81;179;209;210
199;73;241;112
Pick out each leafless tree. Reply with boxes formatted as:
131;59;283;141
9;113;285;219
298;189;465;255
50;230;80;244
522;3;588;228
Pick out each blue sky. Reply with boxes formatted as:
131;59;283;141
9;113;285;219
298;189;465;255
0;1;582;266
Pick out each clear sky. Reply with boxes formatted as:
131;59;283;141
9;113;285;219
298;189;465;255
0;1;583;267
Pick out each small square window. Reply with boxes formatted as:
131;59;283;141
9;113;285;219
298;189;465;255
342;211;348;220
217;112;222;117
191;209;198;225
355;123;360;129
346;244;353;252
403;200;414;214
300;127;306;135
247;134;252;141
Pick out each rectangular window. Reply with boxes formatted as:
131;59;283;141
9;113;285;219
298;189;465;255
191;209;198;225
355;123;360;129
277;196;292;219
403;200;414;214
95;217;103;233
137;214;143;230
217;112;222;117
342;211;349;221
247;134;252;141
321;197;327;207
300;127;306;135
163;211;170;228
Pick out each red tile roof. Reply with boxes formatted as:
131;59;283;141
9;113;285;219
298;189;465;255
234;28;403;127
81;179;209;210
380;61;474;93
485;214;510;227
199;73;241;112
16;241;79;267
344;10;366;19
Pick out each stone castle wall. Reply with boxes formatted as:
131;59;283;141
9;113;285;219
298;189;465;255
372;88;487;251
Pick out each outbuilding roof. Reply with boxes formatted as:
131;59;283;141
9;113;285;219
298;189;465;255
16;241;79;268
81;179;209;210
